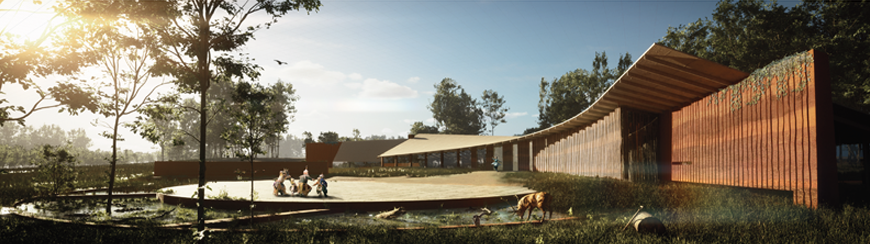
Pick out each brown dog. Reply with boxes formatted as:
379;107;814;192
516;192;552;222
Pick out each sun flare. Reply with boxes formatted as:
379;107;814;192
0;0;65;45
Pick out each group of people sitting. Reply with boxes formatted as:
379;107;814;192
272;167;328;197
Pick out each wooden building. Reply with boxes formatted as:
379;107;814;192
376;43;864;208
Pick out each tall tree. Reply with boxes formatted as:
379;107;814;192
71;11;169;215
525;52;631;134
221;80;296;227
318;131;340;143
480;89;509;135
428;78;484;135
302;131;315;146
147;0;321;232
410;121;440;134
659;0;870;111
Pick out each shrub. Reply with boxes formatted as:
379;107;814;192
31;145;79;198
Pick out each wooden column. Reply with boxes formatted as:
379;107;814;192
380;157;384;167
485;145;495;170
503;143;514;171
471;147;478;169
425;153;429;168
864;143;869;187
659;112;673;183
440;151;445;168
394;156;399;167
456;149;461;168
517;140;530;171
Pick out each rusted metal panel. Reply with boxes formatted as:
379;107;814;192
670;50;834;208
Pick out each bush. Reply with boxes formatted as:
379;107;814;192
32;145;79;198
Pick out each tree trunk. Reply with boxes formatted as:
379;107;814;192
250;154;255;227
196;36;209;235
106;115;120;215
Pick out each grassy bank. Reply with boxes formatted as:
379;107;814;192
3;169;870;243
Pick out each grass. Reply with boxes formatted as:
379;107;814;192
3;167;870;243
1;162;196;206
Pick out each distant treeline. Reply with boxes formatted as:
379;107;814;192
0;123;157;168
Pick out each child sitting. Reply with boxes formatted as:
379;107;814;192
273;169;289;196
313;173;328;197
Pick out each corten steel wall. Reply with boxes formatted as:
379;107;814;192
153;160;330;180
305;143;342;166
622;108;660;182
670;50;836;208
533;108;624;179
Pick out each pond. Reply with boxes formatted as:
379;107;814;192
269;202;571;228
13;197;569;228
14;197;246;224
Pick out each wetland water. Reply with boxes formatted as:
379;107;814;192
14;197;566;227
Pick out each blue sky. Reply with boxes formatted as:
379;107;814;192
2;0;724;152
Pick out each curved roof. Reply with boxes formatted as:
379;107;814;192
379;134;518;157
378;43;748;157
333;139;406;162
511;43;748;142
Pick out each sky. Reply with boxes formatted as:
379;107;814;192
1;0;727;153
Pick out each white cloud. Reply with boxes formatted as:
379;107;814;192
425;118;436;124
403;119;417;124
344;82;362;89
279;61;347;86
422;90;435;96
407;77;420;83
532;113;539;119
381;128;394;134
358;78;418;99
505;112;528;118
349;73;363;80
297;109;329;120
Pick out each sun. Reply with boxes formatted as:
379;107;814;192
0;0;65;46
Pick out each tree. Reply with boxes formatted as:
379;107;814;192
302;131;315;147
144;0;321;234
71;12;169;215
526;52;631;134
480;89;508;135
221;80;296;227
318;131;340;143
428;78;484;135
32;145;78;198
659;0;870;111
352;128;362;141
0;4;99;126
410;121;439;134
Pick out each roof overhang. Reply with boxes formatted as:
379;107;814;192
513;43;749;142
377;43;750;156
379;134;518;158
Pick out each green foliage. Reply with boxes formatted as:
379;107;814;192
429;78;485;135
317;131;340;144
707;51;814;110
31;145;78;198
481;89;509;135
526;52;631;134
410;121;439;134
660;0;870;111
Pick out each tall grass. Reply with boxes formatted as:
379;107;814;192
0;162;195;206
3;169;870;243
